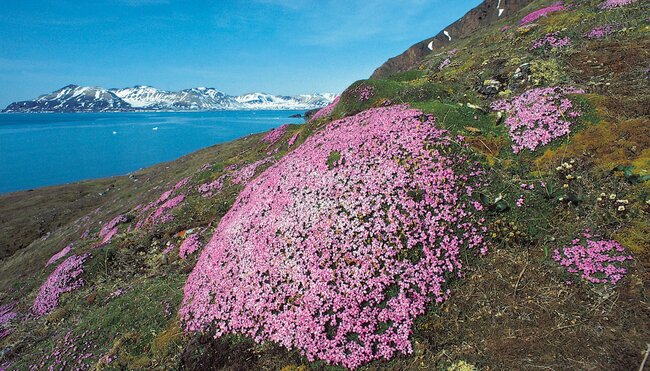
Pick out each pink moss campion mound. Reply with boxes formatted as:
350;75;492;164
519;1;565;25
553;233;633;284
310;96;340;121
491;86;584;153
262;124;289;144
46;244;72;267
599;0;638;9
197;175;227;198
354;85;375;101
99;215;127;239
179;233;202;259
287;132;300;148
32;254;90;316
231;157;274;185
439;58;452;70
531;32;571;50
585;24;617;39
0;302;17;328
181;105;487;369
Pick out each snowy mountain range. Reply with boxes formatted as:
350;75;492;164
2;85;336;113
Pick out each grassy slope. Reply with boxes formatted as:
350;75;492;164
1;0;648;369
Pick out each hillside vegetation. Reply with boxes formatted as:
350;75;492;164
0;0;648;370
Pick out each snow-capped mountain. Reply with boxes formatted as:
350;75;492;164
2;85;336;113
3;85;131;113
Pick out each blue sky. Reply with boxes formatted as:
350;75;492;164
0;0;481;107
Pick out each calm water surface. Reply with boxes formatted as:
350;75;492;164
0;111;305;194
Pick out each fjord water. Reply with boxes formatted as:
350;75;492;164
0;111;305;194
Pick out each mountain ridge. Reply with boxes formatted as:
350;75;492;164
2;85;336;113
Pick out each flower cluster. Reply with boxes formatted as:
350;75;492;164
148;194;186;225
262;124;289;144
491;86;584;153
439;58;452;70
197;175;227;198
553;234;633;284
288;132;300;148
32;254;90;316
231;157;274;185
29;331;96;370
530;32;571;50
0;303;17;326
179;233;202;259
353;85;375;101
519;1;565;25
98;214;127;246
46;244;72;267
0;302;17;338
585;24;617;39
310;96;340;121
181;105;487;369
599;0;638;9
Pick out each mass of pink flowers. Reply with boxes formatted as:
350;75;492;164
197;175;227;198
288;132;300;148
311;96;340;121
46;244;72;267
519;1;565;25
32;254;90;316
585;24;617;39
262;124;289;144
599;0;638;9
181;105;487;369
491;86;584;153
98;214;127;246
148;194;186;225
179;233;202;259
354;85;375;101
530;32;571;50
439;58;452;70
0;302;17;338
553;233;633;284
29;331;96;370
231;157;274;185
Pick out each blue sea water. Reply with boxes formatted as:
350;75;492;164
0;111;306;194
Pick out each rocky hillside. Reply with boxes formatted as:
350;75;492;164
0;0;648;370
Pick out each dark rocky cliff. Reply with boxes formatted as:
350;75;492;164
371;0;534;79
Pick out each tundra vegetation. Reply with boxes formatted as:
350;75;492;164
0;0;648;370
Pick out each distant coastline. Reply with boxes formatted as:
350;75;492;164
3;84;335;114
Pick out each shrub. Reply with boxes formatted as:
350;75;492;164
46;244;72;267
32;254;90;316
554;233;633;284
310;96;340;121
519;2;566;25
599;0;639;9
491;86;584;153
181;105;487;369
262;124;289;144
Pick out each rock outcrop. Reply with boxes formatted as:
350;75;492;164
371;0;534;79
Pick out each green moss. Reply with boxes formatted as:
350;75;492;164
529;59;568;86
411;101;504;137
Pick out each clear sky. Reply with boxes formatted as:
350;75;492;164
0;0;482;107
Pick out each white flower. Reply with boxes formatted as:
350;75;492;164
609;194;616;200
617;206;626;212
597;197;603;202
563;184;569;189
